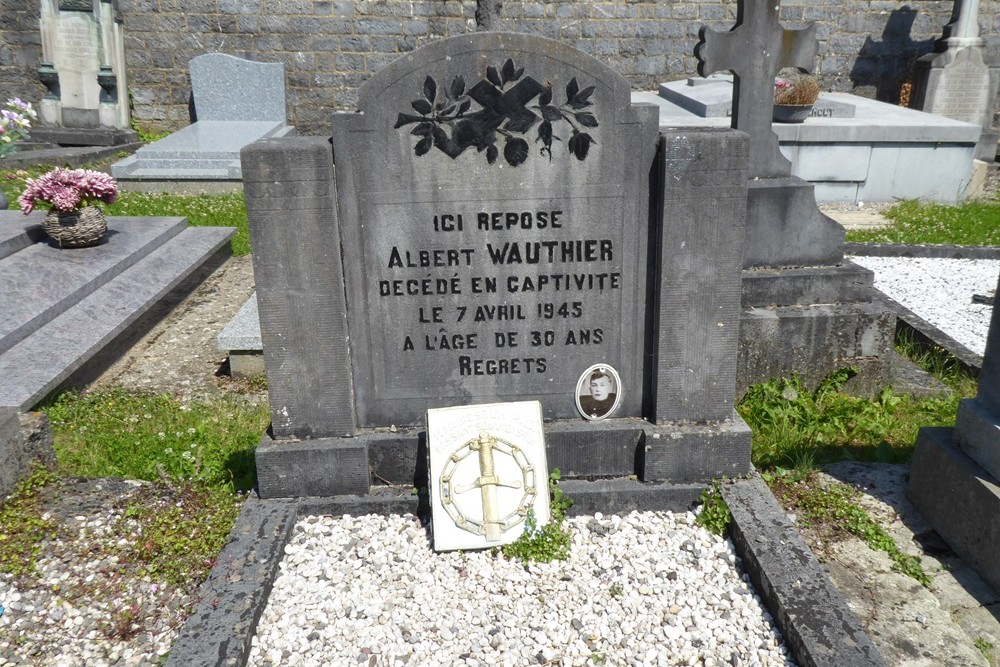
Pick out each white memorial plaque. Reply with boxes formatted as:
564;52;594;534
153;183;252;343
427;401;550;552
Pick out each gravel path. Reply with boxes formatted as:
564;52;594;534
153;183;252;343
850;255;1000;356
248;512;793;667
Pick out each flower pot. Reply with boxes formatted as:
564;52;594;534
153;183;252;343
772;103;813;123
43;206;107;248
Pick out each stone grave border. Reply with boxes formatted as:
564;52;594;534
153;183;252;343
845;242;1000;375
163;476;885;667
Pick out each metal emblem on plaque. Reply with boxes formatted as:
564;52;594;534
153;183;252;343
439;431;537;541
427;401;549;551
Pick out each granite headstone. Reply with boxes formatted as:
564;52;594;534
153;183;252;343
909;0;1000;161
111;54;293;182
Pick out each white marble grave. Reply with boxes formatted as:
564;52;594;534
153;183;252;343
641;79;981;203
38;0;130;130
427;401;550;552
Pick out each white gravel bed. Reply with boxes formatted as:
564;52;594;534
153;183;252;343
248;511;794;667
850;255;1000;356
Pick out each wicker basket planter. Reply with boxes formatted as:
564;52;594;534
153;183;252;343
772;103;813;124
43;206;108;248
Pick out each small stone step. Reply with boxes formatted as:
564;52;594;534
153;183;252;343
0;216;187;355
0;223;234;410
0;212;46;261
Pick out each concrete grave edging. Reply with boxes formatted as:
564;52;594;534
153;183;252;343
164;475;885;667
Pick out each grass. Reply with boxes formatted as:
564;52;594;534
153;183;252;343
41;387;269;492
0;386;268;644
1;164;252;256
738;366;967;471
846;197;1000;246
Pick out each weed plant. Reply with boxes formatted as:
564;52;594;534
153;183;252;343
894;328;979;395
42;387;269;492
772;475;932;587
501;469;574;563
696;485;731;537
0;465;59;578
113;483;244;587
846;198;1000;246
738;367;964;470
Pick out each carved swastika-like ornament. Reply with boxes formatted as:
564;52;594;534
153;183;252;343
439;431;537;542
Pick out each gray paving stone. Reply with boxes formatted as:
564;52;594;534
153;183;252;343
0;223;234;410
216;293;260;351
0;216;187;355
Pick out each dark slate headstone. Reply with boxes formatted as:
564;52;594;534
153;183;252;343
243;33;754;497
331;33;658;427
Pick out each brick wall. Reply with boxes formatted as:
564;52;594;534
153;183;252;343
1;0;998;135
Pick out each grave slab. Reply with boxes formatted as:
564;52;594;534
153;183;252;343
112;55;293;183
0;217;234;411
112;121;293;181
0;216;187;354
635;90;980;204
660;76;856;119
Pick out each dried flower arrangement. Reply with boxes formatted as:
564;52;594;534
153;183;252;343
773;75;821;106
19;168;118;214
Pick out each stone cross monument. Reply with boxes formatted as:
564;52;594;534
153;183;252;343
695;0;817;178
694;0;843;267
693;0;893;395
909;0;1000;161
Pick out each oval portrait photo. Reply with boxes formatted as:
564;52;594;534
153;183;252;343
575;364;622;421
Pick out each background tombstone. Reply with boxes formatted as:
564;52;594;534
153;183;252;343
908;269;1000;593
909;0;1000;161
695;0;894;394
243;33;753;499
34;0;136;146
111;54;294;184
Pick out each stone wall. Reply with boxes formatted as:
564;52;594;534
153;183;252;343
1;0;999;135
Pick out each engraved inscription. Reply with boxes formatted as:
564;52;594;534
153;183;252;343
935;60;990;123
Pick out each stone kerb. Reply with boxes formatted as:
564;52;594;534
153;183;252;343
242;33;753;498
189;53;287;124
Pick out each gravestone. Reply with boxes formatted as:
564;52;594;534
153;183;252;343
659;75;856;120
34;0;136;146
909;0;1000;161
243;33;754;499
908;269;1000;593
111;54;294;184
694;0;893;393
